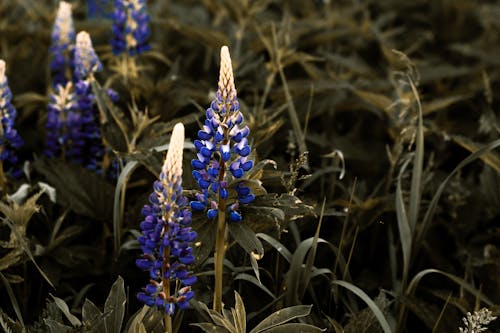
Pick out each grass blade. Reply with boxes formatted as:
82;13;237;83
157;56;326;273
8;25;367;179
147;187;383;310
0;272;24;331
415;138;500;251
113;160;140;256
396;157;412;292
408;79;424;231
331;280;392;333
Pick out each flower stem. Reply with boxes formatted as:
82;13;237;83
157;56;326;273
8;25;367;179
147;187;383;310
162;225;172;332
213;196;226;313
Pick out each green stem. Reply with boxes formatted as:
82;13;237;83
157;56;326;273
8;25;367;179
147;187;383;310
164;313;172;333
213;197;226;313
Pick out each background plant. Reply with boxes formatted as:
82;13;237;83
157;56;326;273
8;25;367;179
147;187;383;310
0;0;499;332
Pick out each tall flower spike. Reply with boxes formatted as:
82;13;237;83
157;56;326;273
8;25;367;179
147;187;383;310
44;82;78;159
190;46;255;223
72;31;104;171
111;0;151;56
50;1;75;87
74;31;103;81
0;60;24;179
136;123;197;317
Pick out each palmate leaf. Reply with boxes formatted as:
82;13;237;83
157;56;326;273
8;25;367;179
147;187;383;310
242;193;315;233
33;158;115;222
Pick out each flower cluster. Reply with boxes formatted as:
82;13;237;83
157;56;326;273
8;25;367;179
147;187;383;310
190;46;254;222
0;60;24;178
459;308;497;333
45;82;77;159
111;0;151;56
50;1;75;88
71;31;105;171
136;123;197;315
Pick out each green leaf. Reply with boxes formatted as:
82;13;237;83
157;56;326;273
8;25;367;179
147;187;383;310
261;323;325;332
191;323;230;333
125;305;149;333
234;273;276;300
250;305;312;333
192;216;216;266
113;160;140;255
90;80;130;152
408;79;424;232
233;292;246;333
396;157;412;291
104;276;126;333
50;295;81;327
33;158;115;222
0;272;24;330
330;280;392;333
44;319;72;333
228;221;264;258
82;299;105;332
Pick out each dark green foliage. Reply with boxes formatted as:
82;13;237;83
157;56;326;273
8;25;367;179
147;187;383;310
0;0;499;332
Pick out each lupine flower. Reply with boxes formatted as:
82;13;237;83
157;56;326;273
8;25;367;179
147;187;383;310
190;46;254;222
74;31;103;81
50;1;75;88
44;82;78;159
72;31;104;171
0;60;24;178
111;0;151;56
136;123;197;315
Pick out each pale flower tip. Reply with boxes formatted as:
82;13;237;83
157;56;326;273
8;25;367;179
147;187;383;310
172;122;185;139
76;31;91;48
163;122;185;180
0;60;6;81
59;1;72;13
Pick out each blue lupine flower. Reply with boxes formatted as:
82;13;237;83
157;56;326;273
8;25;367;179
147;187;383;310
190;46;254;222
45;82;77;159
50;1;75;88
0;60;24;178
136;123;197;315
74;31;103;81
72;31;104;171
111;0;151;56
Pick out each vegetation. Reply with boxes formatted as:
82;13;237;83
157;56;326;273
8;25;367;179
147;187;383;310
0;0;499;332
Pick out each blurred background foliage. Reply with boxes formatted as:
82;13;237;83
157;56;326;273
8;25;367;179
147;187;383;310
0;0;499;332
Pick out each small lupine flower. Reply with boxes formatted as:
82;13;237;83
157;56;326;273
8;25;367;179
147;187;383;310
190;46;254;222
44;82;78;159
73;31;104;171
0;60;24;178
136;123;197;316
111;0;151;56
50;1;75;87
74;31;103;81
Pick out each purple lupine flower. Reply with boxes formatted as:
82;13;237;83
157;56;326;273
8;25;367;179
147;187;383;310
111;0;151;56
44;82;77;159
136;123;197;315
0;60;24;178
72;31;104;171
74;31;103;81
190;46;254;222
49;1;75;88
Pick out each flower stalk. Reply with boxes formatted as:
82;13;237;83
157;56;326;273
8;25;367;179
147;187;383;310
190;46;255;312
